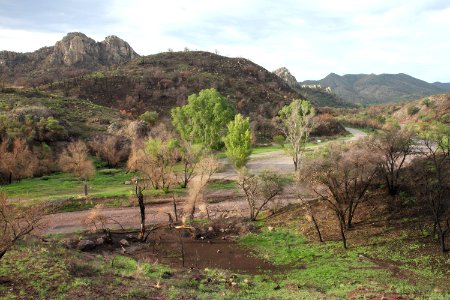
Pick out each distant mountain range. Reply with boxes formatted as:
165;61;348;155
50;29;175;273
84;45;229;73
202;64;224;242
2;32;447;115
273;67;354;108
301;73;450;105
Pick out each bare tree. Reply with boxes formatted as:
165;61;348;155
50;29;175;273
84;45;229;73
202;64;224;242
0;192;45;260
237;169;284;221
135;179;148;241
178;140;203;188
59;141;95;196
414;124;450;252
412;158;449;253
300;142;378;248
370;127;414;196
90;135;130;168
0;138;38;184
84;204;123;242
298;196;324;243
184;155;219;223
128;138;179;240
127;138;179;192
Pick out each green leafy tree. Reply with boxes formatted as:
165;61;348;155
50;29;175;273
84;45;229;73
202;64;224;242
171;88;235;150
223;114;252;168
278;99;315;171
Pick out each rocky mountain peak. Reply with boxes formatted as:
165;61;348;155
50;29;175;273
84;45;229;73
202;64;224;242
50;32;99;66
273;67;298;89
100;35;139;65
48;32;139;67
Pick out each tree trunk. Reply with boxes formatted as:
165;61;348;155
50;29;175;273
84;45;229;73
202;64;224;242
337;213;347;249
439;232;446;253
173;197;178;222
0;250;6;260
136;186;146;241
84;180;88;196
347;210;353;229
250;206;255;221
311;213;324;242
8;172;12;184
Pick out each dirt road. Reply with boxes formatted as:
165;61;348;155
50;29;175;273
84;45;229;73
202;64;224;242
42;192;302;234
345;127;367;141
214;127;367;179
41;128;367;234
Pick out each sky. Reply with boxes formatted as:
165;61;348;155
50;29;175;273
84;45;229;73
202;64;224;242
0;0;449;82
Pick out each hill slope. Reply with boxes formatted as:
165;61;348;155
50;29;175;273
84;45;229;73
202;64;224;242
0;88;127;143
2;33;347;141
0;32;139;86
432;82;450;91
273;67;353;108
47;51;302;120
302;73;448;105
335;93;450;131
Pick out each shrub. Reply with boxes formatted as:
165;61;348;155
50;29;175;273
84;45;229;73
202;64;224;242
407;106;420;116
272;134;285;148
422;98;433;108
139;111;158;126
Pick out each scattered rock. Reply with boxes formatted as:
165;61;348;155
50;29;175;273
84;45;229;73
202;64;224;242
77;240;96;251
124;180;132;185
208;226;214;232
62;238;78;249
267;226;274;232
95;237;105;246
119;239;130;247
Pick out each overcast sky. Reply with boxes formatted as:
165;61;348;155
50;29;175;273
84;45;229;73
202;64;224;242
0;0;449;82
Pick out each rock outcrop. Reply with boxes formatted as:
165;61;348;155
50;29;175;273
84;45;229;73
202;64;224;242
273;67;298;89
0;32;139;85
48;32;138;67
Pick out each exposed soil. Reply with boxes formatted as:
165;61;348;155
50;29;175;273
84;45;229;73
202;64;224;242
133;228;288;274
81;226;289;275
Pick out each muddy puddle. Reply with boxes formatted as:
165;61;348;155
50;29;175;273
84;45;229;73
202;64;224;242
122;228;286;274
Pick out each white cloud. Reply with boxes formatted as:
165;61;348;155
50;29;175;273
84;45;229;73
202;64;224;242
0;28;63;52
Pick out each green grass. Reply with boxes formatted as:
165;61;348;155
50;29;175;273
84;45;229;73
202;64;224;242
1;169;186;208
236;227;449;299
0;241;168;299
2;169;134;202
1;227;449;299
251;144;284;154
207;179;237;190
